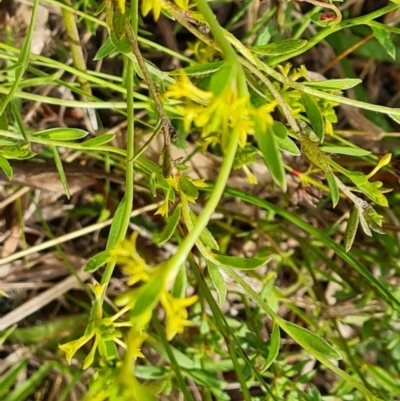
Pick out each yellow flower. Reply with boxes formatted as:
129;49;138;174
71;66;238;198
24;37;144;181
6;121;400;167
161;292;198;340
165;72;213;105
109;232;151;285
141;0;162;20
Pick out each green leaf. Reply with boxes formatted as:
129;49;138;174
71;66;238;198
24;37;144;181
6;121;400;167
301;93;325;142
155;205;181;245
261;322;280;373
252;39;307;55
209;61;236;97
344;208;359;253
81;134;116;148
83;250;109;273
0;360;28;399
254;121;286;191
321;146;371;157
170;61;224;76
278;319;342;360
276;136;300;155
33;128;88;141
325;171;339;208
0;155;13;180
207;260;227;308
371;26;396;60
213;254;270;270
222;186;400;311
51;146;70;198
272;121;287;139
130;277;163;318
106;196;126;248
180;176;199;200
110;30;131;54
303;79;361;90
2;362;55;401
190;210;219;250
94;36;117;60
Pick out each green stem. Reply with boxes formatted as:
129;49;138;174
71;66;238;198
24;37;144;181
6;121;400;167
61;0;92;98
165;128;239;282
124;22;173;146
194;0;248;96
194;0;236;62
99;56;135;302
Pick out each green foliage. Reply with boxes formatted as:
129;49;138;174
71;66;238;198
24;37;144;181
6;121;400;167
2;1;400;401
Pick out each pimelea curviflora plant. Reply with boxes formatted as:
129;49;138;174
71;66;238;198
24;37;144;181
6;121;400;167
49;1;400;400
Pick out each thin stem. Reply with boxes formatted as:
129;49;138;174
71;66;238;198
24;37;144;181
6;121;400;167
100;56;135;302
124;22;173;146
165;128;239;282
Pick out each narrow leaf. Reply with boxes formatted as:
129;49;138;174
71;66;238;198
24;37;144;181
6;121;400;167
301;93;325;142
34;128;88;141
254;121;286;191
94;36;116;60
252;39;307;55
130;278;163;318
344;209;359;253
190;210;219;250
83;250;109;273
81;134;116;148
171;61;224;76
372;26;396;60
106;196;127;248
51;146;70;198
0;155;13;180
213;254;270;270
303;78;361;90
279;319;342;360
326;171;339;208
261;322;280;373
272;121;287;139
276;136;300;155
321;146;371;157
155;205;181;246
207;260;227;308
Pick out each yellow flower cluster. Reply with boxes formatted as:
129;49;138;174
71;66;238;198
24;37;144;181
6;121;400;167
165;72;277;153
141;0;190;20
113;232;198;340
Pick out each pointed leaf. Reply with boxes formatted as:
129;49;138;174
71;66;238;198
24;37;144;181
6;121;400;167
276;136;301;155
321;146;371;157
207;260;226;308
34;128;88;141
301;93;325;142
82;134;116;148
131;277;163;318
252;39;307;55
261;322;280;373
279;320;342;360
51;146;70;198
171;61;224;76
303;78;361;90
344;208;359;253
326;171;339;208
210;61;236;97
254;121;286;191
83;250;109;273
0;155;13;180
155;205;181;245
272;121;287;139
94;36;116;60
190;210;219;250
106;196;127;248
213;254;270;270
372;26;396;60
